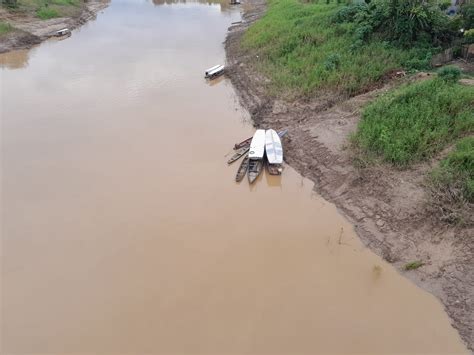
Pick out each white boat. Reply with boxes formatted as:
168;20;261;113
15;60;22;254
205;64;225;78
265;129;283;164
55;28;70;37
248;129;265;160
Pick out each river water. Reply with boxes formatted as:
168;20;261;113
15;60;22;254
0;0;468;353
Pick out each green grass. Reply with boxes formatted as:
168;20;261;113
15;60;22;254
404;261;424;270
432;137;474;203
36;6;59;19
1;0;83;19
352;78;474;166
242;0;435;98
0;21;14;35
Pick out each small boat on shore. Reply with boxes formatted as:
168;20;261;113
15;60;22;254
55;28;70;37
235;154;249;182
227;147;249;164
205;64;225;79
248;159;263;184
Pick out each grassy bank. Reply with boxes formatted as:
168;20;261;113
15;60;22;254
1;0;82;20
242;0;434;98
352;77;474;166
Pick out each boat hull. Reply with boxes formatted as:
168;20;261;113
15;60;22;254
227;147;249;165
248;129;266;160
235;154;249;182
248;159;263;184
265;129;283;164
267;163;282;175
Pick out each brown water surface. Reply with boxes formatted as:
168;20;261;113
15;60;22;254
0;0;468;353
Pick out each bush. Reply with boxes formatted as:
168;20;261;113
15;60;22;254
460;3;474;30
324;53;341;70
334;0;457;47
352;78;474;166
464;28;474;44
437;66;461;83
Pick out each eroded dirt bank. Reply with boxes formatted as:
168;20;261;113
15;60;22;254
0;0;109;53
226;0;473;350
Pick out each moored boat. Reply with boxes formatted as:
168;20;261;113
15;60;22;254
234;136;252;150
205;64;225;79
55;28;70;37
248;159;263;184
265;129;283;164
235;154;249;182
227;147;249;164
267;162;283;175
248;129;265;160
234;129;288;150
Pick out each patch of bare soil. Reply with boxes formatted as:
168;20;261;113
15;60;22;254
226;0;474;350
0;0;109;53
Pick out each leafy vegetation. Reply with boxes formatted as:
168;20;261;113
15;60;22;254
352;78;474;166
460;3;474;30
431;137;474;203
333;0;457;48
437;65;462;83
404;261;424;270
242;0;440;97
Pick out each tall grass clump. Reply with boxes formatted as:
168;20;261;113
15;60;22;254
352;78;474;166
431;137;474;203
0;21;13;35
37;6;59;19
242;0;436;98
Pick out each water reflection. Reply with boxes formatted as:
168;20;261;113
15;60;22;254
0;49;30;70
151;0;233;11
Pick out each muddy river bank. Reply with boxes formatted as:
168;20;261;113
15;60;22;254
225;0;473;350
0;0;109;54
0;0;470;353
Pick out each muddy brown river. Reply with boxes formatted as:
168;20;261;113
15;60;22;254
0;0;469;353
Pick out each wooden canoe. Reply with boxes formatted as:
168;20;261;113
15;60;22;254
227;147;249;165
235;154;249;182
234;137;252;150
248;159;263;184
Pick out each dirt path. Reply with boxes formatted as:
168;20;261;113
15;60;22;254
0;0;109;53
226;0;473;350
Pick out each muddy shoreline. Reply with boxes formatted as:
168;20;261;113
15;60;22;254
225;0;473;350
0;0;109;53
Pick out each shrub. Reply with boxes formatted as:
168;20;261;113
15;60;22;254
324;53;341;70
334;0;457;47
437;66;461;83
464;28;474;44
460;3;474;29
